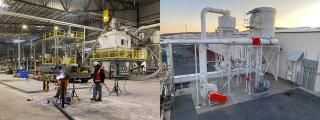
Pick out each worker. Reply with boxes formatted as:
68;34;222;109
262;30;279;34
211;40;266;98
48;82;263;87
90;61;105;101
53;73;69;99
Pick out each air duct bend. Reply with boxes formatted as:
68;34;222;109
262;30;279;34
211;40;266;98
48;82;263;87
134;23;160;35
201;7;231;40
201;7;230;18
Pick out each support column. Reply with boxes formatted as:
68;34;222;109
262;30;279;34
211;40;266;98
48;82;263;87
18;36;21;69
30;38;33;70
194;44;200;108
276;46;280;81
55;38;58;66
42;36;45;65
200;13;208;105
82;28;86;64
166;44;174;88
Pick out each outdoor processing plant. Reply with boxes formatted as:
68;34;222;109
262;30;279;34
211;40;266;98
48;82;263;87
160;6;320;120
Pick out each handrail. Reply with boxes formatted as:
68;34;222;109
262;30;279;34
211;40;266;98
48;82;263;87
42;30;84;40
42;57;76;64
92;48;147;60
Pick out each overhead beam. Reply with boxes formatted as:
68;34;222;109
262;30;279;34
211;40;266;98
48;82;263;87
0;10;104;31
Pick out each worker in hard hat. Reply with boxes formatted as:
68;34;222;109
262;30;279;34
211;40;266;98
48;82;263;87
90;61;105;101
53;72;69;99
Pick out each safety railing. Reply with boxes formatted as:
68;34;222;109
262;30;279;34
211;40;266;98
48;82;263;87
42;57;55;64
66;32;84;40
92;48;147;60
42;57;76;64
43;30;84;40
60;57;77;64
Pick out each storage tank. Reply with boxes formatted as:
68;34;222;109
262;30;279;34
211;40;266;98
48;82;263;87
150;31;160;43
96;29;132;74
218;15;236;38
97;29;131;49
248;7;276;39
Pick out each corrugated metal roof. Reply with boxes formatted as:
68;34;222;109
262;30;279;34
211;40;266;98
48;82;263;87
276;27;320;33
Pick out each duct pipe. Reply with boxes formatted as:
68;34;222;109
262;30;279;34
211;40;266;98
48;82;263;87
134;23;160;35
160;38;278;45
84;40;96;44
200;8;231;100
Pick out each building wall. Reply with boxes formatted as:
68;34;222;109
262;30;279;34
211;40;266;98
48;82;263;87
275;32;320;92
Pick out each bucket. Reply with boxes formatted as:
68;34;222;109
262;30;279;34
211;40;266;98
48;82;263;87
19;71;28;78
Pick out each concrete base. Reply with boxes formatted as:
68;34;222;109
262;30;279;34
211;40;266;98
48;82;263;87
199;88;320;120
176;74;295;113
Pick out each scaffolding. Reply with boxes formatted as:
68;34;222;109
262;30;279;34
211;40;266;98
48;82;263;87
41;29;83;74
42;30;84;41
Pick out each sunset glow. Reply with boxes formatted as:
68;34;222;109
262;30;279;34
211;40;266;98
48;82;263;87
161;0;320;34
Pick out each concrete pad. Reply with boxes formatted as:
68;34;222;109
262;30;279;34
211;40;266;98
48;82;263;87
177;74;296;114
199;88;320;120
171;94;198;120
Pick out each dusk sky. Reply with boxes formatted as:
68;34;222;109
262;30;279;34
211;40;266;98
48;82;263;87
160;0;320;34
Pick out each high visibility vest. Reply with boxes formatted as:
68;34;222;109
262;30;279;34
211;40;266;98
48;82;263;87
95;67;103;82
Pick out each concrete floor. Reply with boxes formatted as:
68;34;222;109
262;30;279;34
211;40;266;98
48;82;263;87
0;74;67;120
0;73;159;120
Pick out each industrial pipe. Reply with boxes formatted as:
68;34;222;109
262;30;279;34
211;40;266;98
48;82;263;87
0;10;103;31
134;23;160;35
200;8;232;95
200;7;231;43
160;38;279;45
201;7;230;17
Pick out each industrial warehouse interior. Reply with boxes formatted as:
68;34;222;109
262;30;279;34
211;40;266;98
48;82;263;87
0;0;160;120
160;0;320;120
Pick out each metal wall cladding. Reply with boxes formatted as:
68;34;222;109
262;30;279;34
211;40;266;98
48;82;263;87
302;59;318;90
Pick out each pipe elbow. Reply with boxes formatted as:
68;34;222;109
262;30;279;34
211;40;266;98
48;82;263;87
201;7;230;18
